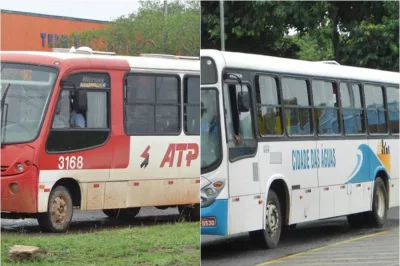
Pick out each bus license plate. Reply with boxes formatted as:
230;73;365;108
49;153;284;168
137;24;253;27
201;217;216;227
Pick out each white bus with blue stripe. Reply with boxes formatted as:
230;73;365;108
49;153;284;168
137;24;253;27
200;49;399;249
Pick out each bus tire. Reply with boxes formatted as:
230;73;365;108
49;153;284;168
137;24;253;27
178;204;200;221
369;177;388;227
249;189;282;249
37;186;73;233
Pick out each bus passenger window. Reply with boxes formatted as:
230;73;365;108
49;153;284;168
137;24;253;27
312;80;340;135
184;76;200;135
124;74;181;135
255;75;283;136
282;78;313;136
340;83;365;134
364;84;387;134
386;86;399;134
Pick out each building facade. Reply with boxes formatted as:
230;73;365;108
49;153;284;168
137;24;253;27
1;9;108;51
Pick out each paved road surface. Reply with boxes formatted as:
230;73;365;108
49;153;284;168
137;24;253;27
201;207;399;266
1;207;180;234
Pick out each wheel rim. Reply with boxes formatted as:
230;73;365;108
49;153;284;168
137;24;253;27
50;196;68;225
266;201;279;237
376;187;385;218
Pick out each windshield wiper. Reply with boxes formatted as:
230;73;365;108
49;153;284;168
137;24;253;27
1;83;11;148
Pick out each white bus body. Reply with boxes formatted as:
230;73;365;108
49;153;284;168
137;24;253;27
200;49;399;248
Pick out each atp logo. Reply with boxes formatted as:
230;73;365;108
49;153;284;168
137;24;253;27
140;145;150;168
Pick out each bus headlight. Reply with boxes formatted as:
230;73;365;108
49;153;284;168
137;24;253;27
201;180;225;208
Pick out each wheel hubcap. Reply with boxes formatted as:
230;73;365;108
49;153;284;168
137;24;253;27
376;188;385;218
266;201;279;237
51;196;68;225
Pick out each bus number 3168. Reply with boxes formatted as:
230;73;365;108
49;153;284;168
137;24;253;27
58;156;84;170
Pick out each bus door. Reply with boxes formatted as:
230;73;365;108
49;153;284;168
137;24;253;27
43;71;112;210
223;80;263;234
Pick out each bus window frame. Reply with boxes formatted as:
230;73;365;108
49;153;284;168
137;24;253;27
338;81;367;137
183;74;200;136
123;72;182;136
254;73;285;138
46;71;112;154
362;82;389;137
222;78;258;163
385;84;400;136
280;74;315;138
310;77;342;137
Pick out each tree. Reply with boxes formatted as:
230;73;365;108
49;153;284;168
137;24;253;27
201;1;399;71
61;0;200;56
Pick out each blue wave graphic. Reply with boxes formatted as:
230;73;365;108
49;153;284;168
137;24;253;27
345;144;390;184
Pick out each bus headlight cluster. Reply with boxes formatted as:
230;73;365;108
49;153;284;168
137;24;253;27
201;180;225;208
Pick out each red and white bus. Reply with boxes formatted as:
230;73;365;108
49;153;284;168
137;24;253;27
1;46;200;233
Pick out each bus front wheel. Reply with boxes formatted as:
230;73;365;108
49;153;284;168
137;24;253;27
37;185;73;233
249;189;282;249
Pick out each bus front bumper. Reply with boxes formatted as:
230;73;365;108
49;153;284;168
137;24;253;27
201;199;228;235
1;167;38;213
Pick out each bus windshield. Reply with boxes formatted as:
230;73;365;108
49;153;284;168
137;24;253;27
1;63;58;145
201;88;222;172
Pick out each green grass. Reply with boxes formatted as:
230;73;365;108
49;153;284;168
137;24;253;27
1;222;200;266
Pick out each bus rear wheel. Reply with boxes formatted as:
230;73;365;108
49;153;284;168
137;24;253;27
347;177;388;228
249;189;282;249
37;186;73;233
178;204;200;221
369;177;388;227
102;208;141;220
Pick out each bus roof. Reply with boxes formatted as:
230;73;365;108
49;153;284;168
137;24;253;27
201;49;400;86
1;49;199;72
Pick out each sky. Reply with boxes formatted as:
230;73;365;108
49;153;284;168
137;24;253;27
0;0;165;21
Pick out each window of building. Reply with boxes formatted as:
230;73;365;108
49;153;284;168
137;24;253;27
364;84;387;134
124;74;180;135
340;83;365;134
255;75;283;136
312;80;340;135
386;86;399;134
184;76;200;135
282;77;313;136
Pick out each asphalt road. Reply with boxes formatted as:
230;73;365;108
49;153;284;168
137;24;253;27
201;207;399;266
1;207;180;234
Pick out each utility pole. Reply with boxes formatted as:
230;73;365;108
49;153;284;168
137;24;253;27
220;0;225;51
164;0;168;52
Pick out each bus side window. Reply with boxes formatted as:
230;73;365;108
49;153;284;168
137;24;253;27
255;75;283;136
386;86;399;134
364;84;387;134
124;74;181;135
340;83;365;135
46;72;110;152
282;77;313;136
184;76;200;135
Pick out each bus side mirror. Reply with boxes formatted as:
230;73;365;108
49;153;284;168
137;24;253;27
75;90;87;113
238;91;250;112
